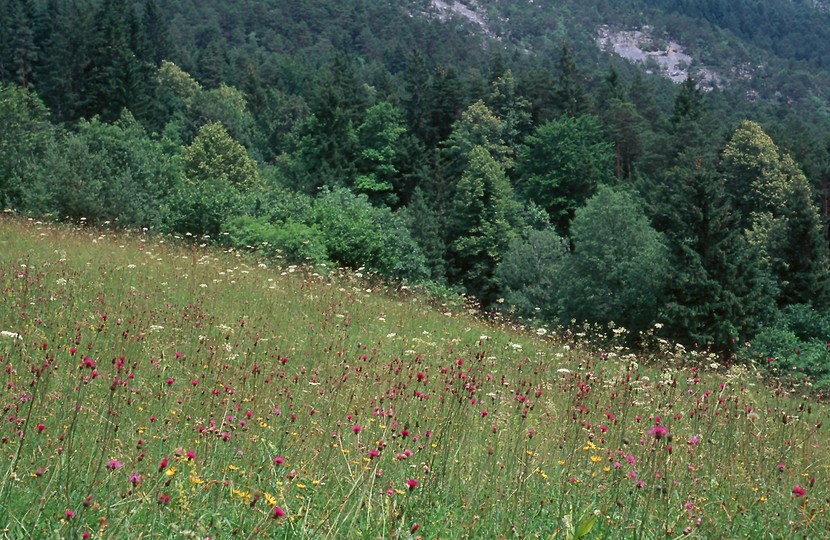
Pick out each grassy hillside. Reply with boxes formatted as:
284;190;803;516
0;217;828;538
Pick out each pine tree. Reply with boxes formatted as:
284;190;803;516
660;163;776;351
429;65;465;146
448;145;519;302
76;0;153;123
295;54;366;192
721;120;830;308
32;0;89;121
668;75;715;167
555;43;589;117
401;50;433;146
140;0;175;65
485;69;532;157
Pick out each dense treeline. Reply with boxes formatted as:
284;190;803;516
3;0;830;381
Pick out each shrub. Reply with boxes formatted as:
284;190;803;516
312;188;428;281
223;216;329;266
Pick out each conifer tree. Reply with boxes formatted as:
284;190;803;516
555;43;589;117
401;50;433;145
660;163;776;351
295;54;366;192
721;120;830;308
448;145;519;301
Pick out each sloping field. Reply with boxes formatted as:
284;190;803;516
0;217;827;538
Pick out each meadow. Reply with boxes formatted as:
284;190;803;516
0;216;827;539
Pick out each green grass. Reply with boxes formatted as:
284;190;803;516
0;216;828;539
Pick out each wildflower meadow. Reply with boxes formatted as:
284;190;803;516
0;217;828;538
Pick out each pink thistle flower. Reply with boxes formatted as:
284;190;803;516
688;435;701;446
272;506;286;518
647;424;670;440
159;457;169;471
368;449;379;459
129;473;142;485
792;484;806;497
406;479;419;490
166;378;175;386
777;463;786;472
273;456;285;465
106;459;123;470
352;425;361;434
158;492;171;504
37;423;45;433
186;450;196;461
65;509;75;519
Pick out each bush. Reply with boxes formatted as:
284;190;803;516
37;114;180;228
223;216;329;266
312;188;429;281
750;322;830;388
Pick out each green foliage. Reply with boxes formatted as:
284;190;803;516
354;101;406;205
190;84;257;151
555;43;590;117
172;121;259;236
751;307;830;388
182;121;259;191
294;54;367;192
39;113;179;227
166;176;249;238
562;185;669;333
658;165;776;351
516;115;614;233
449;145;519;301
312;188;428;281
400;187;448;282
494;227;568;320
442;100;512;183
721;120;830;308
0;83;54;210
222;215;329;266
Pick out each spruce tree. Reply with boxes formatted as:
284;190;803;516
448;145;519;302
660;164;776;351
295;54;366;192
555;43;589;117
721;120;830;308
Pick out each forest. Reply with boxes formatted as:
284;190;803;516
3;0;830;384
